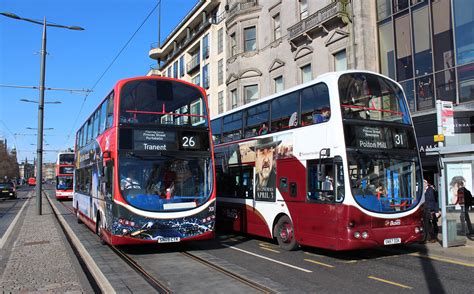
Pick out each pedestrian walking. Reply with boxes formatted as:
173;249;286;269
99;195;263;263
423;179;439;243
457;185;473;237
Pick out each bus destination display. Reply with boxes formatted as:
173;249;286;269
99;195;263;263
134;130;177;151
133;129;206;151
349;125;410;150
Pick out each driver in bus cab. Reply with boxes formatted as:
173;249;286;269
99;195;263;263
120;169;141;190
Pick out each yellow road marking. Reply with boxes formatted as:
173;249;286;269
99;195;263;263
305;251;357;264
260;247;280;253
368;276;413;289
259;242;278;248
304;258;335;268
409;252;474;267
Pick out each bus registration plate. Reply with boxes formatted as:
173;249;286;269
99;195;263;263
157;237;180;243
384;238;401;245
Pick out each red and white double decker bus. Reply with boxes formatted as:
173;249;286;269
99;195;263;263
212;71;424;251
74;76;216;245
55;152;75;200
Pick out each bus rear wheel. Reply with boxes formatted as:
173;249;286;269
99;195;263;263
274;215;299;251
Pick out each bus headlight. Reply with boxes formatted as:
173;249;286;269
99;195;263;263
354;231;361;239
362;231;369;239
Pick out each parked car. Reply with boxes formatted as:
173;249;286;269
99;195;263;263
0;182;16;199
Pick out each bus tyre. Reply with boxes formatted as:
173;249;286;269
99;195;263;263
76;204;82;224
274;215;299;251
97;216;106;245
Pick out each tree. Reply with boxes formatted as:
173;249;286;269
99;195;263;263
0;141;19;181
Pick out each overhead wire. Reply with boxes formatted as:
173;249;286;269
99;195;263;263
63;0;160;148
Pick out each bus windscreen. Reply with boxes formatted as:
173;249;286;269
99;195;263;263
119;155;213;212
339;73;411;124
119;79;208;127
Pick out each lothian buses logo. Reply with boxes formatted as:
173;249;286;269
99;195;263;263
385;219;401;226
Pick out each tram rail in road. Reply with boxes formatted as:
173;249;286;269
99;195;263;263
56;199;277;293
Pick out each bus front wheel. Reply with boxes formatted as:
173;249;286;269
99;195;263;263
274;215;299;251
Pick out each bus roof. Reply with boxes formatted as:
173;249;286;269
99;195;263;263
211;70;399;121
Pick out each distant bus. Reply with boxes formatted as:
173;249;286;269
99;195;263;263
28;177;36;186
55;152;75;200
74;76;215;245
212;71;424;251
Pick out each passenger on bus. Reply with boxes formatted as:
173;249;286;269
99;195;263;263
312;107;330;124
258;123;268;135
375;183;387;198
120;169;141;190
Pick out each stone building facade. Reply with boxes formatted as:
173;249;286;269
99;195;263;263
224;0;377;111
148;0;227;117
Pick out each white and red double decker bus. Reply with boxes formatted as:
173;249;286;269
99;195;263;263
212;71;424;251
55;152;75;200
74;76;215;245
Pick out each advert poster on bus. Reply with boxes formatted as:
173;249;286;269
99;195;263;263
446;163;473;208
252;134;293;202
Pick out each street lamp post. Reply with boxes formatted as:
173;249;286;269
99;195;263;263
1;12;83;215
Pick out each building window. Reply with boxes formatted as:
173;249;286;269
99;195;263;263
218;28;223;54
218;59;224;85
413;6;432;77
458;64;474;102
273;14;281;40
395;12;413;81
434;70;456;103
431;0;454;72
376;0;391;21
416;75;434;110
179;56;185;77
202;33;209;59
203;64;209;89
334;50;347;71
244;26;256;52
173;61;178;78
167;67;172;77
400;80;415;111
192;74;200;86
231;89;238;109
218;91;224;113
393;0;409;13
230;32;237;56
300;0;309;20
453;0;474;65
301;64;312;83
244;85;259;103
274;76;284;93
378;21;396;79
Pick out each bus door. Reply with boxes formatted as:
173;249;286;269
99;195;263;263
276;158;309;241
300;158;341;249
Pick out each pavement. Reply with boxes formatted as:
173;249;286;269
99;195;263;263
0;189;472;293
0;190;93;293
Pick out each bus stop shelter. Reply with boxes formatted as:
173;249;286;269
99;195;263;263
427;144;474;248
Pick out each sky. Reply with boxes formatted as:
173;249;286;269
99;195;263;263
0;0;199;163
